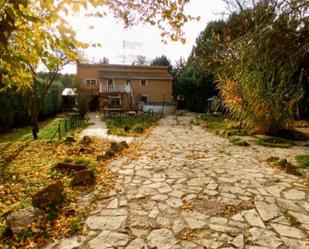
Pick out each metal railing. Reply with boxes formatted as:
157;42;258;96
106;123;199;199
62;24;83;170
99;84;131;93
51;114;85;140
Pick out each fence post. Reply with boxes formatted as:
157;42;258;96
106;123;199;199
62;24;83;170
64;119;67;134
58;123;61;140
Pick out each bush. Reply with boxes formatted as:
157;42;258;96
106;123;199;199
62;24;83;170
255;137;293;148
76;89;91;118
0;82;63;132
105;115;158;136
230;136;250;146
295;155;309;168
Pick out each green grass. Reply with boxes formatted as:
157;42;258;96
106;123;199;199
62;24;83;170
74;157;88;165
193;114;250;137
0;115;86;142
255;137;293;148
230;136;250;146
295;155;309;168
105;115;159;136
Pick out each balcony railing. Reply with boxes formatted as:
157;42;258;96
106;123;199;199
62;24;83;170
99;84;131;93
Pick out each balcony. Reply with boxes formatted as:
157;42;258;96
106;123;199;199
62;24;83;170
99;84;131;93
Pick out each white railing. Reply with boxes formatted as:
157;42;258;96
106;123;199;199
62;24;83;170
99;84;131;93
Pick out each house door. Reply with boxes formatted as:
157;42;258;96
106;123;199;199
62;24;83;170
140;95;148;104
89;96;99;111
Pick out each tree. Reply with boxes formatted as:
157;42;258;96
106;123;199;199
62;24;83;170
23;29;79;139
203;0;309;134
150;55;171;67
134;55;147;66
58;73;76;88
173;61;216;112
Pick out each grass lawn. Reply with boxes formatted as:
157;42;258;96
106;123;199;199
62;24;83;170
0;117;121;248
255;137;293;148
295;155;309;168
105;114;160;136
193;114;249;137
0;115;86;142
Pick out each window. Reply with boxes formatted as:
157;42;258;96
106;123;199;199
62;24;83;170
140;79;147;86
85;79;96;85
140;95;148;104
109;96;121;107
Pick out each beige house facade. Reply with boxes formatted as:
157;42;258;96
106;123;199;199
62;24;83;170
77;63;173;112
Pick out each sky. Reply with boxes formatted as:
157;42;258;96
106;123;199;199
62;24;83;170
63;0;226;73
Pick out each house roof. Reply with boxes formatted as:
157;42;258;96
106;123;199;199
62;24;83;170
78;63;173;80
98;71;173;80
78;63;169;70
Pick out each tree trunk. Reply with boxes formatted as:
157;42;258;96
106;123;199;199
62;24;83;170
30;111;39;140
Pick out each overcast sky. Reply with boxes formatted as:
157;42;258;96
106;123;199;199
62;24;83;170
63;0;226;73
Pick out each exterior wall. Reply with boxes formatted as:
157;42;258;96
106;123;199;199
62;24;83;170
76;64;173;109
76;66;99;95
131;79;172;103
143;103;176;115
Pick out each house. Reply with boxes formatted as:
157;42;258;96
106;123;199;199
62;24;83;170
76;63;174;113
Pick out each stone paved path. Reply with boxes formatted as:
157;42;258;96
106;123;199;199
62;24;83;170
80;112;134;144
50;113;309;249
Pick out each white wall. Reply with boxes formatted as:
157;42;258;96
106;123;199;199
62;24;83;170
143;103;176;115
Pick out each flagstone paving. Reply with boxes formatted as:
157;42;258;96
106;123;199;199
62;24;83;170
49;113;309;249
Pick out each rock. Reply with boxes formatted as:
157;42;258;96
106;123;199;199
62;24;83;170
80;135;92;145
172;219;187;233
276;198;304;212
64;136;76;143
181;241;201;248
110;142;124;152
283;189;306;200
147;228;176;249
184;216;206;229
71;169;95;186
32;181;64;209
100;208;127;216
78;147;95;154
58;236;86;249
231;214;244;222
119;141;129;149
255;201;280;221
242;209;265;228
97;150;115;161
270;223;306;239
88;231;129;249
287;211;309;225
64;208;76;217
265;185;286;197
53;162;87;172
107;198;119;208
282;237;309;249
232;234;244;248
6;207;43;235
126;238;146;249
85;215;126;230
166;197;183;208
249;227;282;248
149;207;160;218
